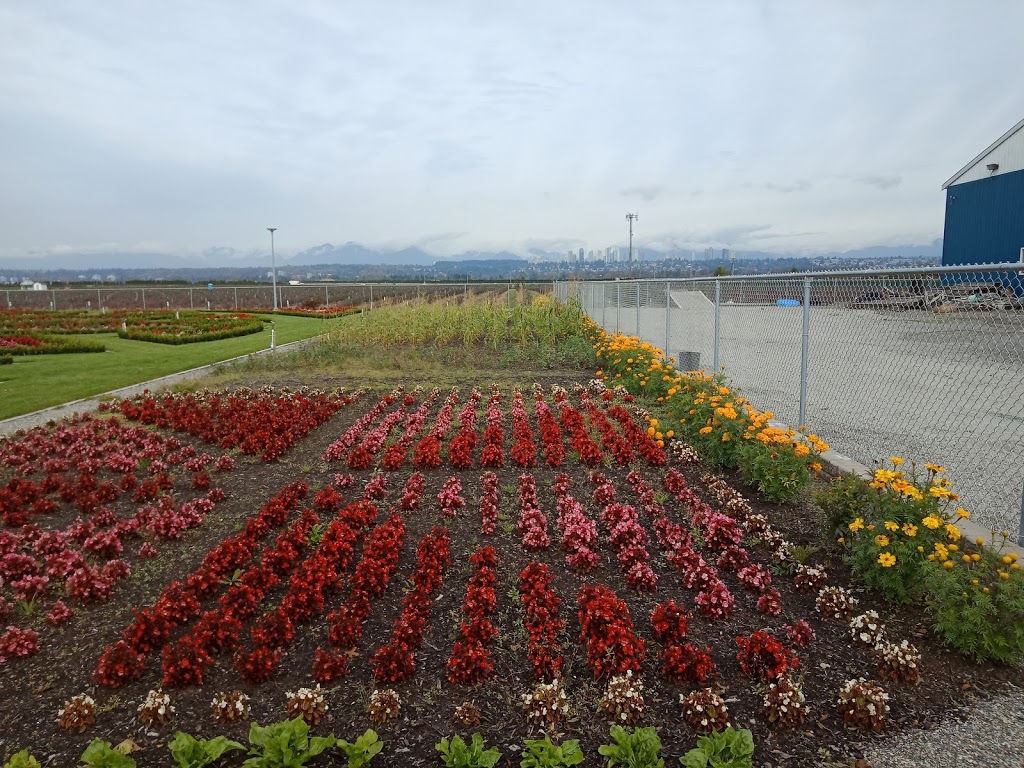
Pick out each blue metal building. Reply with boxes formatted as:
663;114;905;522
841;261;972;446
942;118;1024;279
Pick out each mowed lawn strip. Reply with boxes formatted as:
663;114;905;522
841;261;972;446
0;314;328;419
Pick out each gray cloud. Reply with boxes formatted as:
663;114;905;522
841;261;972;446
856;174;902;190
620;185;666;202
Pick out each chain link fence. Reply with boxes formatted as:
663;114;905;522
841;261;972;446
558;265;1024;536
3;281;551;312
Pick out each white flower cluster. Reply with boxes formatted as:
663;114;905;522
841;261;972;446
587;378;608;394
211;690;251;723
679;687;730;734
849;610;886;648
138;689;174;728
793;565;828;593
598;671;645;725
57;693;97;732
521;679;572;731
876;639;922;685
667;440;701;465
837;678;890;731
762;676;807;728
815;585;859;620
368;688;401;724
286;685;328;725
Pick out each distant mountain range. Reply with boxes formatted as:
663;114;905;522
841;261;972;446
1;239;944;272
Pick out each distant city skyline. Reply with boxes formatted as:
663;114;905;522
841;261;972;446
1;2;1021;262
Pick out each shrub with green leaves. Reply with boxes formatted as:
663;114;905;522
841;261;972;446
4;750;41;768
813;473;876;534
597;726;664;768
519;736;584;768
923;533;1024;664
837;460;969;603
436;733;502;768
79;740;137;768
680;727;754;768
168;732;244;768
242;718;336;768
337;730;383;768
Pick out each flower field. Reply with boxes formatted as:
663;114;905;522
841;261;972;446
2;367;1022;767
0;308;266;348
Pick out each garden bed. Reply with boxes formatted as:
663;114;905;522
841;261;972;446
1;380;1021;767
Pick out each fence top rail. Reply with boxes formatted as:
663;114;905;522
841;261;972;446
562;262;1024;283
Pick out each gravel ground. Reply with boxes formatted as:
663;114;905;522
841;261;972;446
859;683;1024;768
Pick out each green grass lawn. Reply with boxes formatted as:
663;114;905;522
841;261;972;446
0;315;329;420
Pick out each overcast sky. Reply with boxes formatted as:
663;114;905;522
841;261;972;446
1;1;1022;261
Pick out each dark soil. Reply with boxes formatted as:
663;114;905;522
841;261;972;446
1;378;1021;768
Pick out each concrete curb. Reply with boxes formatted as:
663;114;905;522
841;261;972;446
0;336;317;436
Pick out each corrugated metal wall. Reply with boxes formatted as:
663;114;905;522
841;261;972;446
942;168;1024;276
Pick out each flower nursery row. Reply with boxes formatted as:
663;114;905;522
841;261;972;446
321;381;667;472
0;333;105;356
5;721;759;768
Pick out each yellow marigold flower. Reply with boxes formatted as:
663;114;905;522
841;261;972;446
948;544;958;552
837;536;845;544
983;586;990;592
975;537;985;546
971;553;981;562
929;485;953;500
925;463;946;473
890;456;904;466
943;561;954;569
699;426;713;435
866;524;876;531
922;515;941;530
793;443;810;457
916;545;924;553
945;524;961;542
666;430;674;438
810;461;823;473
848;518;865;532
878;553;897;567
649;418;659;428
874;535;890;547
596;370;603;376
955;508;970;520
647;427;656;437
902;523;918;537
999;571;1009;580
962;555;972;563
884;521;899;532
721;432;731;442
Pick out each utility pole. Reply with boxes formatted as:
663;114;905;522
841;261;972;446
267;227;278;311
626;212;639;263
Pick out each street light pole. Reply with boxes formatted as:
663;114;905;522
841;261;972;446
267;227;278;311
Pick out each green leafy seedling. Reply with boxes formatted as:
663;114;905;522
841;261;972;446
168;732;245;768
79;740;137;768
242;717;337;768
4;750;42;768
679;727;754;768
337;729;383;768
520;736;584;768
436;733;502;768
597;725;664;768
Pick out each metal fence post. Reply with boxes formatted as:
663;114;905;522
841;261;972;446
616;282;621;331
713;280;721;371
664;280;670;356
142;289;146;310
799;277;812;426
325;285;329;307
97;289;102;311
635;282;641;335
52;291;57;311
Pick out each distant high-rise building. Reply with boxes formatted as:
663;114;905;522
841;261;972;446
567;250;576;264
704;247;714;261
722;248;730;261
588;250;595;262
578;247;585;263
